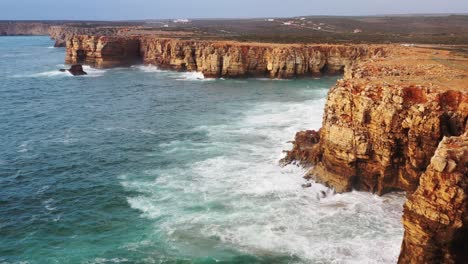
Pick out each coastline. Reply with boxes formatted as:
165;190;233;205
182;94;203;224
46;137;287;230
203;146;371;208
1;19;467;262
59;27;468;263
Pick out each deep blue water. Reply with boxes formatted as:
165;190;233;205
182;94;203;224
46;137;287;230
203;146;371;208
0;36;405;264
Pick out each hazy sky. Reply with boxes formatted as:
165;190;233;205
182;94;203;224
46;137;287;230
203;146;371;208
1;0;467;20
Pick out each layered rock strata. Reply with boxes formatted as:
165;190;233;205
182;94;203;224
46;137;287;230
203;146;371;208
285;81;466;194
49;26;125;47
284;47;467;194
283;46;467;263
398;132;467;263
65;36;141;68
0;22;51;36
65;35;386;77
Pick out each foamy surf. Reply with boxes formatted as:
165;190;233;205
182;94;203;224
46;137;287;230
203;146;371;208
12;65;106;78
134;64;214;81
122;96;405;263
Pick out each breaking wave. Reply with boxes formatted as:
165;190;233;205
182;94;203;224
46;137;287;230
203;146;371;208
122;97;405;263
133;64;213;81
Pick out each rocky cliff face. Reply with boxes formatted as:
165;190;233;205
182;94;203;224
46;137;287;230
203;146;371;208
0;22;51;36
65;35;141;68
283;46;467;263
285;81;466;194
49;26;124;47
140;38;386;78
398;132;467;264
65;35;386;77
284;48;467;195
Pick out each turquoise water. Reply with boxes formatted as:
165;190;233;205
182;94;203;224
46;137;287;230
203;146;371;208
0;36;405;264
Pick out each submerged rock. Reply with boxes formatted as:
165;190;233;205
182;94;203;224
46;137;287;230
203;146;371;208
60;64;87;76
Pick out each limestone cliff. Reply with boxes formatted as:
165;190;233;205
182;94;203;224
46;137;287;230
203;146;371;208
49;26;125;47
398;132;467;264
65;35;386;77
65;35;141;68
284;47;467;195
283;46;467;263
285;81;466;194
0;22;51;36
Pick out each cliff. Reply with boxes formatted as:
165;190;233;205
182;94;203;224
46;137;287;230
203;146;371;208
283;46;467;263
65;35;386;78
49;26;126;47
0;22;51;36
398;132;467;263
284;46;467;194
62;32;468;263
65;35;141;68
285;80;466;194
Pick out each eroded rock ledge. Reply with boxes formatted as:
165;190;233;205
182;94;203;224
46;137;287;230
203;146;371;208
64;35;386;78
283;46;467;263
399;132;467;264
284;81;466;194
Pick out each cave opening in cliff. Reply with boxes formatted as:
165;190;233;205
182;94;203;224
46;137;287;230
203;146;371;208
320;64;345;76
76;49;86;63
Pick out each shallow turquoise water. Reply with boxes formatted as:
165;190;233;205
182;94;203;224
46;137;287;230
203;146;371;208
0;36;405;264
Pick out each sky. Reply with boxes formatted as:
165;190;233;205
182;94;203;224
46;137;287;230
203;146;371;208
0;0;467;20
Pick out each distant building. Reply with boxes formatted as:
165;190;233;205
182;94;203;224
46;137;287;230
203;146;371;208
163;24;169;28
283;21;295;25
173;19;190;23
353;29;363;33
267;19;275;22
300;17;306;20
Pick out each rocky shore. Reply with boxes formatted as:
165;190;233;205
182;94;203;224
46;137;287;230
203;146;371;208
60;29;467;262
8;22;464;262
283;46;467;263
64;35;386;78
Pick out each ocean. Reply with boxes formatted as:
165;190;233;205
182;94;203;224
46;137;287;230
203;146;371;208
0;36;405;264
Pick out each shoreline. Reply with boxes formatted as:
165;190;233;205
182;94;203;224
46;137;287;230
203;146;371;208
2;23;467;262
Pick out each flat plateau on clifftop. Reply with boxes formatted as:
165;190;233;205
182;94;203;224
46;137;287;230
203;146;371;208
2;14;468;44
348;44;468;91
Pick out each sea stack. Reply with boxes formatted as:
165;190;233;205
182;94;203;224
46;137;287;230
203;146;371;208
60;64;87;76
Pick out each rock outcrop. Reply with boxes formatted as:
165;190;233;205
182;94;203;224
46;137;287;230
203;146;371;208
0;22;52;36
59;64;87;76
65;35;386;77
287;81;466;194
398;132;467;264
284;47;468;195
65;35;141;68
49;25;124;47
283;45;467;263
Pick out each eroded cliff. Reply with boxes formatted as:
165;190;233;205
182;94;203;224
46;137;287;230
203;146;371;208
285;81;466;194
61;31;468;263
65;35;141;68
283;46;467;263
0;22;51;36
398;132;467;264
65;35;386;78
49;26;128;47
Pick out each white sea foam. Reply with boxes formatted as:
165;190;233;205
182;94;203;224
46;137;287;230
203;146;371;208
122;92;405;262
134;64;213;81
132;64;165;73
176;71;210;81
81;65;106;77
12;65;106;78
13;70;72;78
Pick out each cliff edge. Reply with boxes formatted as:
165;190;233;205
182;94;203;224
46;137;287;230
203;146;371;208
283;46;467;263
398;131;467;263
65;35;386;78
